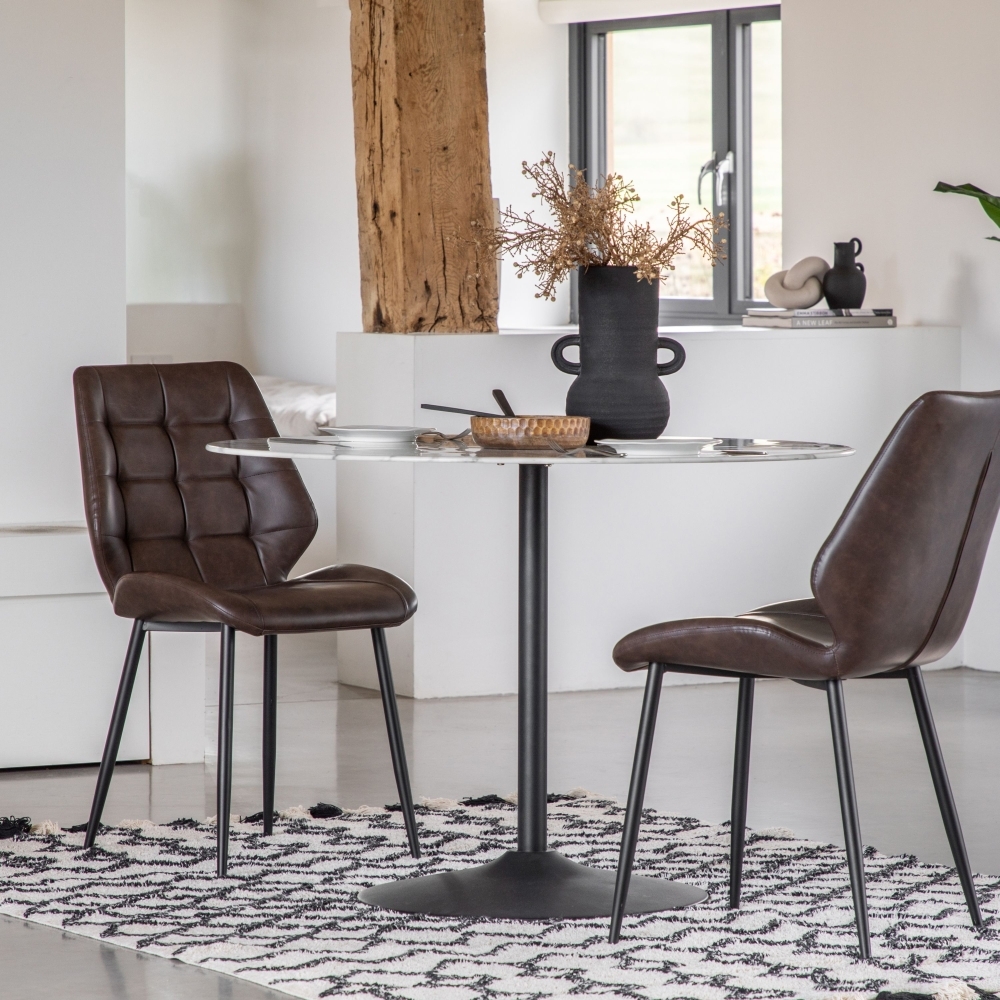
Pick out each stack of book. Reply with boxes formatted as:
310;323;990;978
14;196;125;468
742;308;896;329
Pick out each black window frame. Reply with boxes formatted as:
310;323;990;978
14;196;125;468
569;5;781;325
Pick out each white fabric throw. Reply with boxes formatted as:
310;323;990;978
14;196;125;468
254;375;337;438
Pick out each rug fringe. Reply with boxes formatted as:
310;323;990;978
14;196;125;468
29;819;61;836
0;816;32;839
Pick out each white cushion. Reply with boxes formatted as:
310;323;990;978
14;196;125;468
253;375;337;438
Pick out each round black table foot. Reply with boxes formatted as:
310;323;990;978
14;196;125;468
358;849;707;918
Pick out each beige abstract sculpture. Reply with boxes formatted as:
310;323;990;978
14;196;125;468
764;256;830;309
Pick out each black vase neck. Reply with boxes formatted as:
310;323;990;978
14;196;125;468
578;266;659;341
833;242;859;268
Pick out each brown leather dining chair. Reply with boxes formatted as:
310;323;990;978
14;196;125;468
74;361;420;876
608;390;1000;958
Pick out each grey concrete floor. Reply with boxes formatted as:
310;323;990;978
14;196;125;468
2;661;999;997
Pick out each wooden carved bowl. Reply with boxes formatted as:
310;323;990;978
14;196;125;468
470;415;591;450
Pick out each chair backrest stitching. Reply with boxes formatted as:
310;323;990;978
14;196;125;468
228;365;269;584
905;448;996;666
156;364;204;583
91;371;127;579
809;400;921;607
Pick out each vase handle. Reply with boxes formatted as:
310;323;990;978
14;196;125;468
551;334;582;375
656;337;686;376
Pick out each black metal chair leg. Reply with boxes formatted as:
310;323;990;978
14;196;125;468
906;666;983;927
729;676;755;908
371;628;421;858
826;678;871;960
262;634;278;836
609;663;665;944
84;620;147;848
217;625;237;876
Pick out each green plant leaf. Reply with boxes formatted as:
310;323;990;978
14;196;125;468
935;180;1000;230
984;202;1000;228
988;236;1000;242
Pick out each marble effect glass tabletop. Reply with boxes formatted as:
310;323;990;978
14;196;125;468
204;431;854;922
205;435;853;464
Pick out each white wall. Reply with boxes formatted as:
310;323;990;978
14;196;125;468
124;0;363;385
240;0;358;387
125;0;358;387
485;0;572;328
127;303;252;366
782;0;1000;670
0;0;126;525
0;0;156;768
124;0;570;383
126;0;250;305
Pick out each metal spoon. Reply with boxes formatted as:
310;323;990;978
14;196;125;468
421;403;495;418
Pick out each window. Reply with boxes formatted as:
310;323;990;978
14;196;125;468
570;6;781;323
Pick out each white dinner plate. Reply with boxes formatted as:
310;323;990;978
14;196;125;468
595;436;718;457
317;425;434;448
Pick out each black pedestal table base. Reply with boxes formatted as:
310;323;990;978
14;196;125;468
359;849;706;918
360;464;706;920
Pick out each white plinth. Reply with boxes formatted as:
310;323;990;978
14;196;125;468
0;526;207;768
336;326;961;698
0;526;198;768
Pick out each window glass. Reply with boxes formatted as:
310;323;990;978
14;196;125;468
577;7;780;319
607;25;714;299
750;19;782;301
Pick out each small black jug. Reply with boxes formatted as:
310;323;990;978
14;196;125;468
823;238;866;309
551;266;685;441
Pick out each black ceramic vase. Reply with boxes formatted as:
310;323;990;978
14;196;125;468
823;238;867;308
551;266;685;440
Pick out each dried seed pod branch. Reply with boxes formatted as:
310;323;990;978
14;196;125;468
480;152;726;301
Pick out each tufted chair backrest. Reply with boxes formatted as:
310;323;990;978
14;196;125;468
74;362;318;596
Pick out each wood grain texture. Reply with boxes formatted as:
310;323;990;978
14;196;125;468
350;0;499;333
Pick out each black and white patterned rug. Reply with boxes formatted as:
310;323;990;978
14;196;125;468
1;791;998;1000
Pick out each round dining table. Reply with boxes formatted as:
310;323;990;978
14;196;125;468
207;433;853;920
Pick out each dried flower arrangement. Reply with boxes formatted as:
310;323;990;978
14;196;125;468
480;152;726;301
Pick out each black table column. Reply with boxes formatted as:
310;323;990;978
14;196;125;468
518;464;547;853
359;461;706;918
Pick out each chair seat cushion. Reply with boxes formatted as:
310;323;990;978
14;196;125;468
612;597;843;680
113;564;416;636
